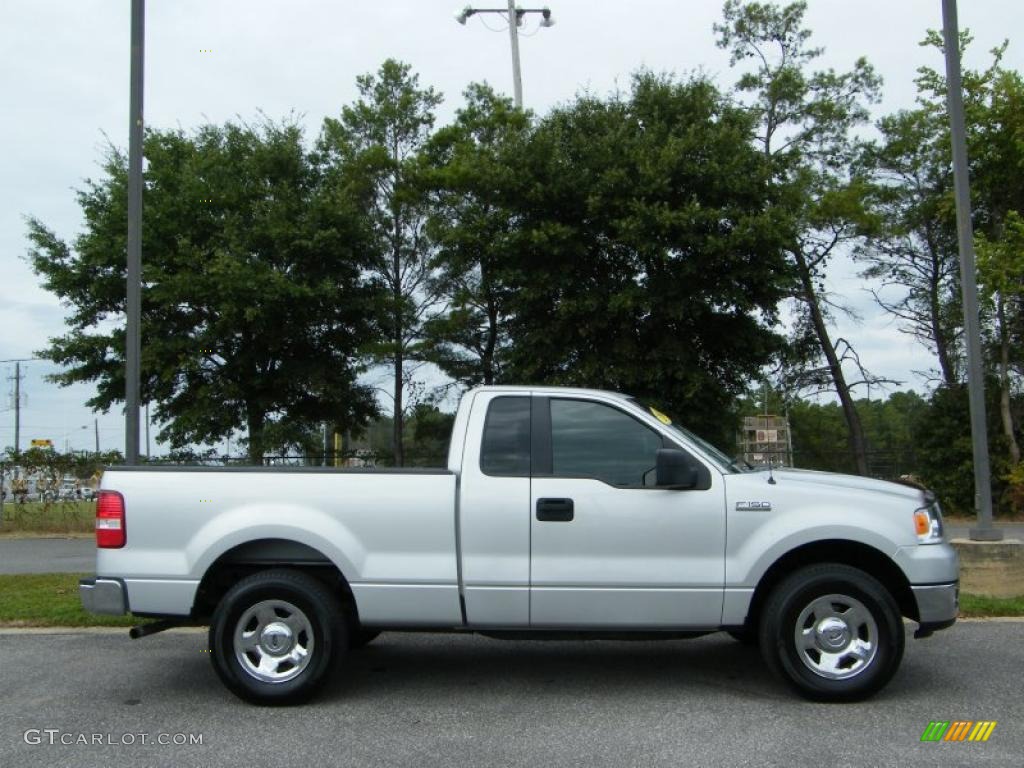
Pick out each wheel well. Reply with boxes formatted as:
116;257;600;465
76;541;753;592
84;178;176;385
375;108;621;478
741;540;918;632
191;538;358;624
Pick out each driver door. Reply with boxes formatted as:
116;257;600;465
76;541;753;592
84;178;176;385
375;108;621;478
529;396;725;628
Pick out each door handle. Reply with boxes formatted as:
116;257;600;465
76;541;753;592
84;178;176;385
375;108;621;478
536;497;574;522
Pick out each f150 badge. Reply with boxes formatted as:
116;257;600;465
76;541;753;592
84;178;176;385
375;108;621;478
735;501;772;511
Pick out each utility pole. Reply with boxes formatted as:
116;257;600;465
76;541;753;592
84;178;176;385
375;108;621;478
4;358;41;455
506;0;524;108
125;0;145;465
941;0;1001;541
455;3;555;109
12;362;21;454
94;419;100;454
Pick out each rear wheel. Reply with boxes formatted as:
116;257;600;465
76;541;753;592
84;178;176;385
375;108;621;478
758;563;904;702
209;569;347;705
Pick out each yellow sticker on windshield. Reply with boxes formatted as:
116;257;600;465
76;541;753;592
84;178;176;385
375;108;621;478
649;407;672;425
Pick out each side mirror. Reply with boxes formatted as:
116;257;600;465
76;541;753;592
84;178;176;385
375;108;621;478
656;448;698;490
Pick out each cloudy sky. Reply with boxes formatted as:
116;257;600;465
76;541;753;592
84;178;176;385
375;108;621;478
2;0;1022;455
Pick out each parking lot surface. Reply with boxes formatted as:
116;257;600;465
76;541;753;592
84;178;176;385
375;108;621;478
0;621;1020;767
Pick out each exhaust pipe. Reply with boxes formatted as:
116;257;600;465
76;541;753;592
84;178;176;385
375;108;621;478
129;619;180;639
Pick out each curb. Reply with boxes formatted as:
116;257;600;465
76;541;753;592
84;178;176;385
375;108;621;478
0;626;206;635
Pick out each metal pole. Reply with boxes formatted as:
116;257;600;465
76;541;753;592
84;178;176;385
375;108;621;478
941;0;1002;541
94;419;100;454
507;0;523;108
125;0;145;465
13;362;20;454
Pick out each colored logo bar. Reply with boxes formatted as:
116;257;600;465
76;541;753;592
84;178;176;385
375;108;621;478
921;721;997;742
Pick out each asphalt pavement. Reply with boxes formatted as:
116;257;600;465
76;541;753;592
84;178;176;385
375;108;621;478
0;536;95;573
0;621;1020;768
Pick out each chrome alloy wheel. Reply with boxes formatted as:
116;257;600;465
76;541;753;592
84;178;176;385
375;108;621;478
233;599;314;684
794;593;878;681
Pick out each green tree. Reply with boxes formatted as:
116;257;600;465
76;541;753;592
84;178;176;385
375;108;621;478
903;34;1024;471
786;399;853;473
319;60;444;466
422;83;531;387
978;211;1024;467
497;72;790;446
716;0;882;474
26;119;378;463
857;105;962;386
973;68;1024;471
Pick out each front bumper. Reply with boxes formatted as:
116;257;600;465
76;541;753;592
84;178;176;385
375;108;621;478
911;581;958;634
79;578;128;616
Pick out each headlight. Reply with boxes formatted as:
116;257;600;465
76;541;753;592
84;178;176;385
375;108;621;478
914;496;944;544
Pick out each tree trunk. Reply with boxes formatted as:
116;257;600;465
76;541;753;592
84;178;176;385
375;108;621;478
393;341;404;467
392;240;405;467
246;408;265;466
795;252;870;475
929;266;958;387
996;293;1021;466
923;227;958;387
482;280;498;386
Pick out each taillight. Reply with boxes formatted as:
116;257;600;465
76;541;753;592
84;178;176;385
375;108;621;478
96;490;126;548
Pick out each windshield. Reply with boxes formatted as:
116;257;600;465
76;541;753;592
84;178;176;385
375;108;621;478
631;400;739;473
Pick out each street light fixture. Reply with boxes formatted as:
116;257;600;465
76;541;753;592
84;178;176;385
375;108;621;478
454;2;556;108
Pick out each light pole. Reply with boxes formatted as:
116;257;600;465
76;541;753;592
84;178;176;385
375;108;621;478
455;2;555;108
125;0;145;466
941;0;1002;541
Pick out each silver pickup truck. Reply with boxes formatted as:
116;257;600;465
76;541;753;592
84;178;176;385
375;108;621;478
80;386;958;705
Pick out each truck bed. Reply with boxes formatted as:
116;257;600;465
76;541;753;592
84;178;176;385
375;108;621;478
97;466;461;625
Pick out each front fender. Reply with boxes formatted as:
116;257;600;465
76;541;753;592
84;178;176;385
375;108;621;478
727;522;900;589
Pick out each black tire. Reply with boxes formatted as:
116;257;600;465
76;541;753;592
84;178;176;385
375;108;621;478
758;563;904;702
209;569;347;705
726;628;759;647
348;629;382;650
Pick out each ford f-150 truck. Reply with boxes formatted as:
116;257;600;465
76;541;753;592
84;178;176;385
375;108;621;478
80;386;958;705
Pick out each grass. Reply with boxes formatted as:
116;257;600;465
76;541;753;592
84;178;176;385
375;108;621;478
0;573;1022;628
0;501;94;535
958;593;1024;617
0;573;135;627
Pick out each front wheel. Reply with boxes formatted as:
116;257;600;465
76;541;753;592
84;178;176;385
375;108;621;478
209;569;347;705
758;564;905;702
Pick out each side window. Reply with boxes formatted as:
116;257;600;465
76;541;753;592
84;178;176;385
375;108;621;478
480;397;531;477
550;399;663;486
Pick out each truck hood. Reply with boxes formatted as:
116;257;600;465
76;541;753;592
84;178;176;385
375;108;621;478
742;467;927;504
